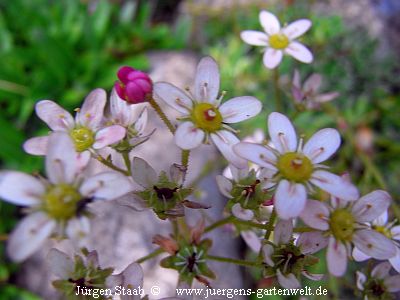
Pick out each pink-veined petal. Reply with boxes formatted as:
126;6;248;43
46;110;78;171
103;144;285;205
35;100;74;131
131;157;157;188
241;230;261;253
371;262;391;279
268;112;297;153
300;199;330;230
76;89;106;129
297;231;328;254
274;180;307;220
263;48;283;69
303;128;341;163
174;122;205;150
274;219;293;245
327;237;347;277
47;248;74;278
7;212;55;262
231;203;254;221
282;19;312;40
285;41;313;63
385;275;400;292
240;30;269;46
352;190;391;223
211;130;247;169
216;175;233;198
219;96;262;123
259;10;280;35
153;82;193;114
314;92;340;103
23;136;49;156
303;73;322;95
93;125;126;149
45;132;77;184
276;269;300;289
194;56;220;105
233;142;277;170
311;170;359;201
0;171;43;206
353;229;396;260
80;172;133;201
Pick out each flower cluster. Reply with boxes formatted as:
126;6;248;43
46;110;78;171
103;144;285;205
0;8;399;300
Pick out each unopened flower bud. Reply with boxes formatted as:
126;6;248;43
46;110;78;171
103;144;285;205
115;66;152;104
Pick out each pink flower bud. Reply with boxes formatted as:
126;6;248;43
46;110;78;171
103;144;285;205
114;66;152;104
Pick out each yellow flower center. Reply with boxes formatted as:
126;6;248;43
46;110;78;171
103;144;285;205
330;209;355;242
43;184;81;220
277;152;313;182
191;103;223;132
269;33;289;49
372;225;392;239
70;127;95;152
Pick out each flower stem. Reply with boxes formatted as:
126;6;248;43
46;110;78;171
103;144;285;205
122;152;131;174
96;155;130;176
136;248;163;263
149;97;175;134
207;255;262;268
264;208;276;241
204;216;235;233
181;150;190;169
273;68;282;112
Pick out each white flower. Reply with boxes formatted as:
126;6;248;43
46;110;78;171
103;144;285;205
353;210;400;273
234;112;359;219
300;191;397;277
356;262;400;299
23;89;126;167
241;11;313;69
154;56;262;168
0;132;133;262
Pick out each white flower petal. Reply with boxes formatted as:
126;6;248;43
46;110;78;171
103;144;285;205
66;217;90;247
276;269;300;289
211;131;248;169
153;82;192;114
297;232;328;254
120;262;144;288
45;132;77;184
219;96;262;123
216;175;233;198
274;219;293;245
23;136;49;156
35;100;74;131
241;230;261;252
263;48;283;69
194;56;220;105
169;164;186;186
80;172;133;200
389;248;400;273
7;212;55;262
285;41;313;63
76;151;91;172
131;157;157;188
268;112;297;153
300;199;330;230
174;122;205;150
356;271;366;291
303;128;341;163
352;247;371;262
134;107;148;134
385;275;400;292
352;190;391;223
371;262;391;279
232;203;254;221
116;193;149;211
76;88;106;129
311;170;359;201
353;229;397;260
314;92;340;103
391;225;400;240
110;88;141;126
233;142;277;170
240;30;268;46
259;10;280;35
327;237;347;277
274;180;307;220
374;211;388;226
283;19;312;40
262;244;274;267
93;125;126;149
301;271;324;281
229;164;248;182
0;171;43;206
47;248;74;278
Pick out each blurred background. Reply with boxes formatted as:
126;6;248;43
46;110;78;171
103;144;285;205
1;0;400;298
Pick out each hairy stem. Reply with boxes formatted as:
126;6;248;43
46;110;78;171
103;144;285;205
204;216;235;233
136;248;163;264
149;97;175;134
96;155;130;176
273;68;282;112
264;208;276;241
207;255;262;268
